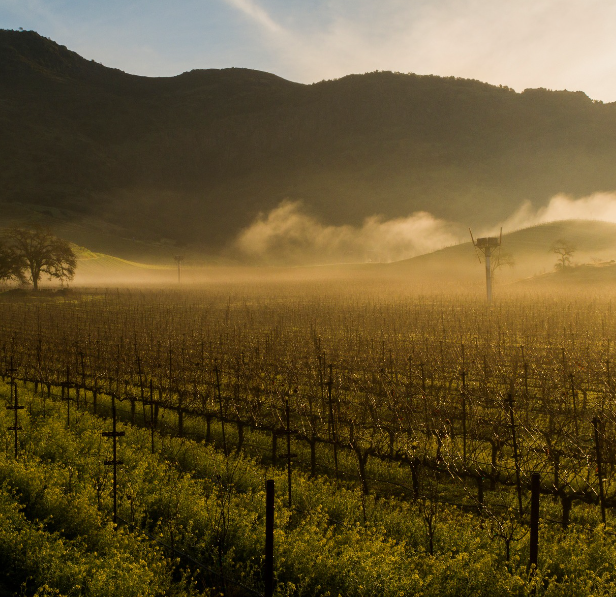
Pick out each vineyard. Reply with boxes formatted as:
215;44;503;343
1;282;616;596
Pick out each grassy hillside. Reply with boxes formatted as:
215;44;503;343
60;220;616;289
3;30;616;260
384;220;616;288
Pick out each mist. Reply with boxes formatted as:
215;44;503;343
234;200;461;265
493;192;616;234
234;192;616;267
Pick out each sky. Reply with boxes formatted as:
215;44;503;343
2;0;616;102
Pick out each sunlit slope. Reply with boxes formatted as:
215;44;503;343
73;249;174;285
516;261;616;288
0;201;190;264
386;220;616;284
71;248;266;286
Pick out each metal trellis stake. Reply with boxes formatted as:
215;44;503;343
278;398;297;508
592;416;607;524
507;394;523;518
149;378;155;454
62;365;71;428
327;364;339;482
529;472;540;577
264;480;274;597
7;383;24;459
461;368;467;468
103;395;125;526
215;365;227;456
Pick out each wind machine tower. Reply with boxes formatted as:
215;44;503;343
174;255;184;284
469;228;502;303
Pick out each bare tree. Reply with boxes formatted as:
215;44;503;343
491;250;515;275
550;239;576;271
6;226;76;290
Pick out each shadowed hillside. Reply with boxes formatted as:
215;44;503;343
3;30;616;260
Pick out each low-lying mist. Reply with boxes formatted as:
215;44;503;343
233;200;461;265
234;192;616;266
490;191;616;234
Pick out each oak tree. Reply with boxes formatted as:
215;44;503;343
550;239;576;271
6;226;76;290
0;239;25;283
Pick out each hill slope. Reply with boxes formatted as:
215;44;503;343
3;30;616;260
61;220;616;289
386;220;616;286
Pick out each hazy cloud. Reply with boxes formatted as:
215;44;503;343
234;200;460;265
224;0;283;33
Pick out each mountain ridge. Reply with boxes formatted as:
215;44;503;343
3;29;616;261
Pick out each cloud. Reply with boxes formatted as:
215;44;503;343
222;0;616;101
493;192;616;233
224;0;283;33
234;200;460;265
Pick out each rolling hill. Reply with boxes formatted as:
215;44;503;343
3;29;616;263
59;220;616;289
385;219;616;287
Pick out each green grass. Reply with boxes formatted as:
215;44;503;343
1;380;615;596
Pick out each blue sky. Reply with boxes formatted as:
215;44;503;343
2;0;616;101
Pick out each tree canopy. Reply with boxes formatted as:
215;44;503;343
0;238;25;284
1;226;76;290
